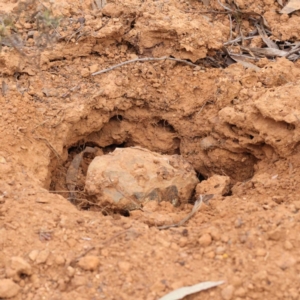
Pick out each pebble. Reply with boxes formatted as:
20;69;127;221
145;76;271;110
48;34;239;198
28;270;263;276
276;253;296;270
215;246;226;255
80;68;90;78
198;233;212;247
221;285;234;300
55;255;65;266
268;228;285;241
0;279;20;298
208;227;221;241
6;256;32;279
232;276;242;287
66;266;75;277
0;156;7;164
71;275;87;288
293;201;300;210
255;248;267;257
78;255;100;271
284;240;293;250
28;250;39;262
118;261;131;272
253;270;268;281
36;249;50;264
234;287;247;298
234;218;243;228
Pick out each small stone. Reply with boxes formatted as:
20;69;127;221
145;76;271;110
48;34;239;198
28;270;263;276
30;274;40;289
78;255;100;271
80;68;90;78
196;174;230;196
276;253;296;270
204;251;215;259
66;266;75;277
28;250;39;262
268;228;285;241
55;255;65;266
101;249;109;257
71;275;87;288
0;279;20;298
232;276;242;287
234;218;243;228
89;64;99;74
6;257;32;280
66;238;77;248
36;249;50;264
0;156;7;164
221;235;229;243
253;270;268;281
215;246;226;255
198;233;212;247
255;248;267;257
284;240;293;250
58;278;67;291
118;261;131;272
208;227;221;241
234;287;247;298
221;285;234;300
293;201;300;210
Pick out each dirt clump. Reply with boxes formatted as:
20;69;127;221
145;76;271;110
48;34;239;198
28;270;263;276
1;0;300;299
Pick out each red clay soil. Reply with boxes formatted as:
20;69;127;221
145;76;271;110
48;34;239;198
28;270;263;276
1;0;300;299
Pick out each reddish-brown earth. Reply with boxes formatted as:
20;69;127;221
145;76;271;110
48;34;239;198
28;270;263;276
1;0;300;299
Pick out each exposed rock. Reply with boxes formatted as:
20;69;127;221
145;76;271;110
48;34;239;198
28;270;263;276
6;257;32;281
36;249;50;264
0;279;20;298
78;256;100;271
28;250;39;262
198;233;212;247
195;175;230;197
85;147;199;210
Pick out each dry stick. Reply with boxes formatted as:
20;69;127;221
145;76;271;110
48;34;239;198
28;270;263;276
92;57;199;76
228;14;233;42
196;102;207;115
33;136;63;161
217;0;233;12
285;44;300;59
70;229;136;266
223;35;258;46
157;194;214;230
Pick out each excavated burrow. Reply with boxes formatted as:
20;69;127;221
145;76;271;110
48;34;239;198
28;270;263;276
2;0;300;216
47;56;300;215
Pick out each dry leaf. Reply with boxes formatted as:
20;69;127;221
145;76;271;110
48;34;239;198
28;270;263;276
280;0;300;14
159;281;225;300
255;25;278;49
243;47;288;57
229;54;261;71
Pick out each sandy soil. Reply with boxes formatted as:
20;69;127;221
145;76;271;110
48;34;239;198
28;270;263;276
1;0;300;299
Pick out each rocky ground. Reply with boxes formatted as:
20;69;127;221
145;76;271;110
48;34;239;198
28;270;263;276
1;0;300;299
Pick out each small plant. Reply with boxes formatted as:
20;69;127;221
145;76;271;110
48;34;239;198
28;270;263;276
0;0;61;54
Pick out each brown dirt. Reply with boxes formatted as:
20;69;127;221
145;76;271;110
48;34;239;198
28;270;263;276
1;0;300;299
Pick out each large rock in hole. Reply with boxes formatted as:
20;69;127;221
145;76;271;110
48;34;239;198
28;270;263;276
85;147;199;210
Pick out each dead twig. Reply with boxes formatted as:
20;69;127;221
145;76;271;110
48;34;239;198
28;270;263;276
92;57;199;76
33;136;62;161
157;194;214;230
217;0;233;12
70;229;138;266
